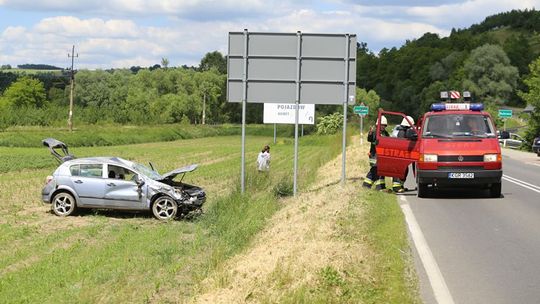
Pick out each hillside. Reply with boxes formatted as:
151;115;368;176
356;9;540;117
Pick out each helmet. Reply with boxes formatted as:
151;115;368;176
377;115;387;125
401;116;414;127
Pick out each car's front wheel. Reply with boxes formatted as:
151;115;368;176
52;192;77;216
152;196;178;221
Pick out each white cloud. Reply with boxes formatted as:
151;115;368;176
405;0;540;27
0;0;274;20
1;1;539;68
35;16;139;38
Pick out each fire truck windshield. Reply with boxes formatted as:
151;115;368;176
422;114;496;138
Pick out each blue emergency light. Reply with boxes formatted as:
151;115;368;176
469;103;484;111
430;103;484;111
430;103;446;111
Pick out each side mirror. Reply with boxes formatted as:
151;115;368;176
500;131;510;139
405;128;418;140
136;177;145;187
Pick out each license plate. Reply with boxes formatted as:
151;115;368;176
448;172;474;179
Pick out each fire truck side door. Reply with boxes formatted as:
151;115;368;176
375;110;420;179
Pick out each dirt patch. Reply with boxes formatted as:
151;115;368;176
190;136;370;303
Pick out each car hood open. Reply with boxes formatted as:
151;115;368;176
158;164;198;182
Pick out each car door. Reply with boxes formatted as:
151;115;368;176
375;110;420;179
69;163;106;206
103;164;146;209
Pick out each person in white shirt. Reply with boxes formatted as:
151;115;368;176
257;145;271;172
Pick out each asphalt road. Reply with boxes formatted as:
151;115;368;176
401;149;540;304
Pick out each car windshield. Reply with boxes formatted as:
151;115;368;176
422;114;496;138
132;162;162;180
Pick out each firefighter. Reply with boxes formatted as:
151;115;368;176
391;116;414;193
363;115;389;190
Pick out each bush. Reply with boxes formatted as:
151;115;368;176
273;177;294;197
317;113;343;135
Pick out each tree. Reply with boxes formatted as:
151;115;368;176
200;51;227;74
161;57;170;69
2;77;46;108
194;70;225;124
74;70;112;107
355;88;380;122
462;44;519;105
519;58;540;150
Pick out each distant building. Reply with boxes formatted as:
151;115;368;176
524;104;536;113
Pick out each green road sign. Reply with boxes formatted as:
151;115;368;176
354;105;369;115
498;109;513;118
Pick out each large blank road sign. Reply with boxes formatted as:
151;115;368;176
263;103;315;125
227;32;356;104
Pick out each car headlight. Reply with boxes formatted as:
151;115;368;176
420;154;437;162
483;154;500;162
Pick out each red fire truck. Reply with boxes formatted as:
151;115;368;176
375;94;502;198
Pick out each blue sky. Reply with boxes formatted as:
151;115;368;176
0;0;539;69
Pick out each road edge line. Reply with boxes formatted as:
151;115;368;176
400;196;455;304
502;175;540;193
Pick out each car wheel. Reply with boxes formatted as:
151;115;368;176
52;192;77;216
152;196;178;221
417;183;428;198
489;182;502;198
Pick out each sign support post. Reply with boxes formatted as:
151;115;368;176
341;34;350;185
241;29;248;193
360;114;363;145
293;31;302;196
274;123;277;144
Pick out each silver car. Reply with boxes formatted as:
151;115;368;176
41;138;206;220
498;132;524;149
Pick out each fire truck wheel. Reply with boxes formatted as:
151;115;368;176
417;183;428;198
489;182;501;198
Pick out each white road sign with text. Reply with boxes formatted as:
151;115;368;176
263;103;315;125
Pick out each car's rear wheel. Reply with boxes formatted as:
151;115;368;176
52;192;77;216
152;196;178;221
417;183;428;198
490;182;502;198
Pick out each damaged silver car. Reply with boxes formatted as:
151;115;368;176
41;138;206;220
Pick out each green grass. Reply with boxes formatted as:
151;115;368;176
0;123;289;148
0;123;300;173
276;188;419;304
0;132;344;303
358;190;419;303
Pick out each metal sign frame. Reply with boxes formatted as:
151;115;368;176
227;30;357;195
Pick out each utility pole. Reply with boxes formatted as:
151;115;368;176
202;91;206;125
68;45;78;132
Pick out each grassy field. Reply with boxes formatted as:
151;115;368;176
0;128;419;303
0;69;64;76
0;133;345;303
0;124;296;173
0;123;291;148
